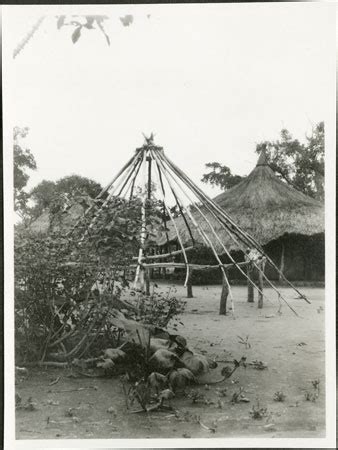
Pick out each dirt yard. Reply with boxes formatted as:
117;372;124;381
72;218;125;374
15;284;325;440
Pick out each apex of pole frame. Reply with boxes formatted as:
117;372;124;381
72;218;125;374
135;132;163;154
143;132;155;146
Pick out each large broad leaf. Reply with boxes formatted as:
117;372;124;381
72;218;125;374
120;15;133;27
56;15;66;29
108;309;150;348
72;26;82;44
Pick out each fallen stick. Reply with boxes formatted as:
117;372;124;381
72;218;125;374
129;402;173;414
19;429;42;434
48;376;61;386
198;419;216;433
32;361;68;368
48;386;97;393
68;370;105;378
121;381;130;410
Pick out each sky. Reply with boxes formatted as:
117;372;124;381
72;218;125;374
3;3;334;199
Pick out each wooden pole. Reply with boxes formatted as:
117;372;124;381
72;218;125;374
147;155;152;201
156;150;263;303
145;268;150;296
132;246;194;261
186;269;194;298
78;158;139;244
146;155;153;288
247;262;254;303
162;151;310;303
149;248;155;278
153;151;226;291
219;271;229;315
162;247;167;279
279;241;285;282
133;151;147;289
257;262;264;309
151;152;190;287
154;150;237;312
68;154;136;237
138;261;248;270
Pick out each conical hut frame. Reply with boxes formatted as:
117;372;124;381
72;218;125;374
70;135;310;316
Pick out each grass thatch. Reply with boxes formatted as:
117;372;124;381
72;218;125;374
158;155;324;252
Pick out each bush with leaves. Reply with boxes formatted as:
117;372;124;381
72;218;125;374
14;195;142;363
132;286;186;330
14;194;178;364
15;230;101;363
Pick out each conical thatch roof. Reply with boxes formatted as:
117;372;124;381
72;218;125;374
158;151;324;252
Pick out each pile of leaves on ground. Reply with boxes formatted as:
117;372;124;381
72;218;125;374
51;306;248;414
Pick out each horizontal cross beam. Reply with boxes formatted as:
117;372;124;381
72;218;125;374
131;246;195;261
130;261;249;270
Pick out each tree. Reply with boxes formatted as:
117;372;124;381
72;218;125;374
29;174;103;219
256;122;324;200
14;127;37;218
28;180;57;218
201;162;243;190
55;174;102;199
202;122;324;201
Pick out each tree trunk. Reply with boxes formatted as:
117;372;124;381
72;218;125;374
258;263;264;309
145;268;150;296
150;248;155;279
186;269;194;298
247;262;254;303
219;273;229;315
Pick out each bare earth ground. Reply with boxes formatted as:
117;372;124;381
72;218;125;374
15;284;325;440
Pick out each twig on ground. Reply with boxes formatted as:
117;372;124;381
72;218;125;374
248;360;267;370
38;361;69;368
48;376;61;386
48;386;97;393
197;417;216;433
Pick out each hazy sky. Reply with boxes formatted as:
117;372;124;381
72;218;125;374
4;3;334;198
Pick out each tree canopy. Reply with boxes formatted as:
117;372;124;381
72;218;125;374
201;162;243;190
14;127;37;218
29;174;103;219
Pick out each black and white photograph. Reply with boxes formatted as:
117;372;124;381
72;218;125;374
2;2;336;448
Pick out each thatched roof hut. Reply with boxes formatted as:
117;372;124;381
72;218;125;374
212;150;324;246
158;150;324;255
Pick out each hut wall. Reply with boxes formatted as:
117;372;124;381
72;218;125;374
264;233;324;282
159;233;324;284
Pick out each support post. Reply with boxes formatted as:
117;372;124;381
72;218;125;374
279;241;285;283
258;262;264;309
145;154;152;293
219;271;229;315
145;268;150;296
133;151;147;289
247;262;254;303
186;269;194;298
162;247;167;279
